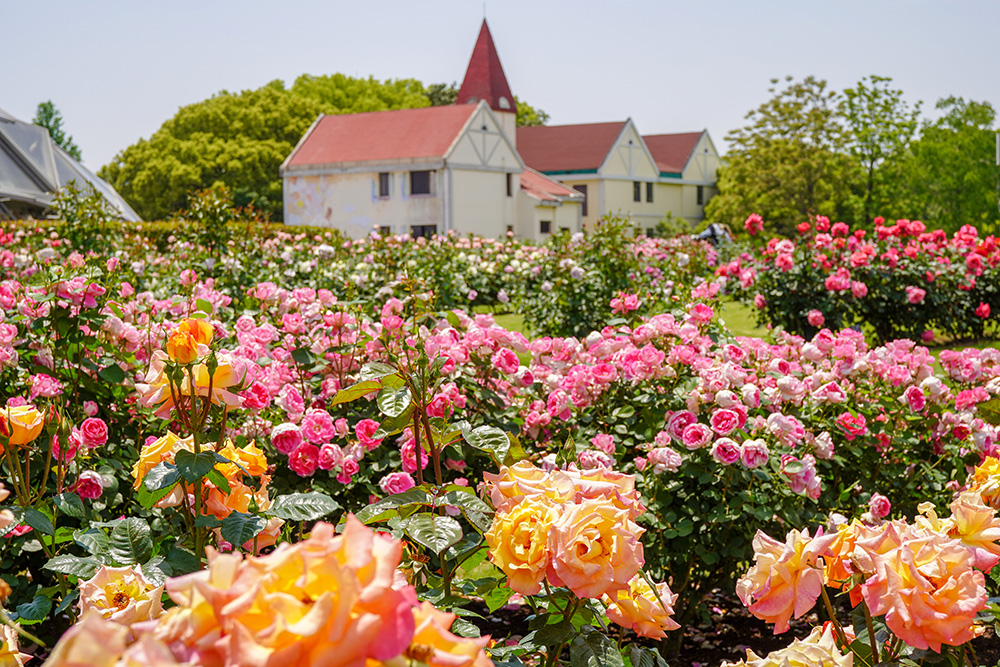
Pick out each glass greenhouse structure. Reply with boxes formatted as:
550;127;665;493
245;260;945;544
0;106;140;221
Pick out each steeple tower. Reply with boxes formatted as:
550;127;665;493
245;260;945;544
456;20;517;144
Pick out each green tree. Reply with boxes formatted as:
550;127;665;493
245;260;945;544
289;74;430;113
515;96;549;127
33;100;82;161
901;97;999;233
705;76;861;237
426;82;458;106
842;75;921;225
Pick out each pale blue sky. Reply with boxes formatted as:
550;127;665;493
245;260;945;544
2;0;998;172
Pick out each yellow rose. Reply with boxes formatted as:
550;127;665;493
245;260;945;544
947;490;1000;571
723;625;851;667
408;601;491;667
0;404;45;446
485;494;558;595
79;565;164;635
42;610;128;667
970;455;1000;509
131;432;190;489
547;499;644;599
137;351;246;420
0;624;30;667
603;574;680;639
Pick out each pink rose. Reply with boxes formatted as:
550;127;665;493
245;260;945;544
29;373;64;400
976;302;991;319
288;443;320;477
337;457;359;484
240;381;271;411
835;412;868;441
741;439;769;469
807;309;825;327
492;348;520;375
710;438;741;465
355;419;383;450
744;213;763;235
666;410;697;442
52;431;81;462
301;409;335;444
591;433;615;455
905;286;926;304
681;423;712;450
74;471;106;500
901;386;926;413
709;408;740;436
318;443;343;470
82;401;99;417
270;423;303;454
753;294;767;310
379;472;416;495
79;417;108;448
868;493;891;519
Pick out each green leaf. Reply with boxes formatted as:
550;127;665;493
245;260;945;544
371;404;414;440
144;462;180;491
74;528;109;556
268;492;341;522
291;346;316;366
330;379;382;406
450;617;482;638
405;514;463;555
446;311;462;328
535;619;577;647
53;492;86;519
485;585;514;613
205;468;231;494
195;298;214;314
462;426;511;465
359;362;399;381
22;508;54;536
174;450;219;484
165;546;201;575
54;590;79;617
194;515;222;529
137;479;177;510
571;628;624;667
109;517;154;565
377;385;412;418
98;364;127;384
15;595;52;625
220;511;268;548
980;398;1000;426
355;488;432;524
629;646;668;667
44;555;101;579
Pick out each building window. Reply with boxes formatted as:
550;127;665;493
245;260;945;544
697;185;704;206
540;220;551;235
573;185;587;216
410;170;432;195
378;172;390;198
633;181;641;202
506;173;513;197
378;225;392;235
411;224;436;238
646;182;653;203
559;227;570;234
506;225;514;235
645;227;654;237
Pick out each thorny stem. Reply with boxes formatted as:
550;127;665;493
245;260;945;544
421;410;443;487
862;599;879;663
412;412;424;487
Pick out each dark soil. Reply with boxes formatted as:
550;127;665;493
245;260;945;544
472;589;1000;666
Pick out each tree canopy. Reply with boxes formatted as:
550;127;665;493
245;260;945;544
706;75;998;236
33;100;82;162
100;75;550;221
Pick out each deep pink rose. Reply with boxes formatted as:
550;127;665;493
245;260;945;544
901;386;926;413
79;418;108;449
836;412;868;441
301;409;335;444
492;348;520;375
709;409;740;436
270;423;303;454
869;493;892;519
240;381;271;411
337;457;359;484
355;419;383;450
318;443;343;470
591;433;615;455
74;471;105;500
741;440;769;469
681;423;712;450
288;443;320;477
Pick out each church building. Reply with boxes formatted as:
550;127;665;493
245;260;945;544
281;21;716;239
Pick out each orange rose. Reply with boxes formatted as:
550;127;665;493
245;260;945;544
547;499;644;599
165;330;200;364
43;610;128;667
130;432;189;489
862;531;986;651
0;404;45;446
177;318;214;346
485;494;558;595
603;574;680;639
947;491;1000;571
736;528;836;633
408;602;491;667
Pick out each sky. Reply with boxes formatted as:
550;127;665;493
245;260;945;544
3;0;999;174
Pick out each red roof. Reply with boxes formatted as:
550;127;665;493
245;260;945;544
516;121;626;173
456;20;517;115
285;105;476;167
520;168;583;202
643;132;703;174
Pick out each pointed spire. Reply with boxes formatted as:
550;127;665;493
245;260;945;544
456;20;517;115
